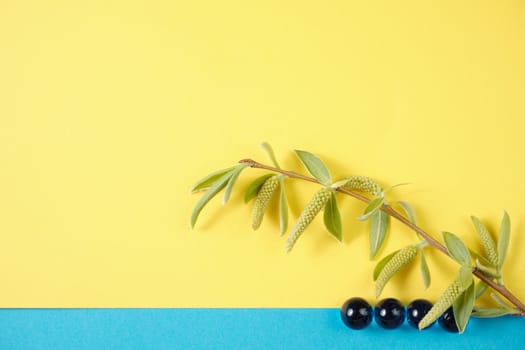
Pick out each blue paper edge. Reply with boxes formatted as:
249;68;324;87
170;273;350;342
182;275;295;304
0;308;523;349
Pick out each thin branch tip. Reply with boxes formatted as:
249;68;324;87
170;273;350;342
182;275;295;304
239;159;255;165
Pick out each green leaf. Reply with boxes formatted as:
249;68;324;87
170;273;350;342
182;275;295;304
397;201;417;224
490;293;514;311
469;249;496;268
475;281;489;299
260;142;280;168
190;166;235;193
453;282;475;334
472;307;514;318
443;231;471;267
222;163;250;205
369;210;389;259
357;197;385;222
294;149;332;186
373;250;400;281
381;182;411;195
191;170;234;228
498;210;510;268
475;259;501;279
279;177;288;236
420;250;431;290
323;192;342;242
244;174;274;203
458;266;473;290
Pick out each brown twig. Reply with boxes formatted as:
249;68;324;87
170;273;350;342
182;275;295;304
239;158;525;315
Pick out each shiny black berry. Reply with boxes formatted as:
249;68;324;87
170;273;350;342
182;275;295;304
374;298;405;329
438;307;459;333
340;297;373;330
407;299;434;329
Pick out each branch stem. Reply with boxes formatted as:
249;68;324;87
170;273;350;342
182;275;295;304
239;158;525;315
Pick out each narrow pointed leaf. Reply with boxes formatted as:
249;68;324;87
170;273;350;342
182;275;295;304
458;266;473;290
373;249;400;281
443;231;471;267
472;307;514;318
369;210;389;259
397;201;417;224
279;177;288;235
358;197;384;222
498;210;510;268
420;250;431;290
190;166;235;193
469;249;496;268
260;142;280;168
381;182;411;195
490;293;514;311
453;282;475;334
294;150;331;185
323;192;342;242
191;171;233;228
475;281;488;299
244;174;274;203
475;259;501;279
222;163;250;205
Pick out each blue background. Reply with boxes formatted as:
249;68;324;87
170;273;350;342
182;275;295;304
1;309;523;349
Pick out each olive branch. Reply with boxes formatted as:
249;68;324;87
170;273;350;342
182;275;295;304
190;143;525;333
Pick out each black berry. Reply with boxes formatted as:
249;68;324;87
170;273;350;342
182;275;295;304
407;299;434;329
438;307;459;333
374;298;405;329
340;297;373;330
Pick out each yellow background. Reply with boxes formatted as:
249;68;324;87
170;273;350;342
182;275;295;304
1;1;525;307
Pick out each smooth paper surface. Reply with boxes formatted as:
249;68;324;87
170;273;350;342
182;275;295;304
1;1;525;307
1;309;524;349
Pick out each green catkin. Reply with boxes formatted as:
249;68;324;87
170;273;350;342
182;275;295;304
342;176;381;196
375;246;418;298
471;216;498;267
286;188;332;252
252;176;280;230
418;278;463;330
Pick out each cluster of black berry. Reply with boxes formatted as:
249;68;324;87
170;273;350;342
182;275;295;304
340;297;459;332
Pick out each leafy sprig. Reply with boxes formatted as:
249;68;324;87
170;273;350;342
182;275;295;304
190;144;525;333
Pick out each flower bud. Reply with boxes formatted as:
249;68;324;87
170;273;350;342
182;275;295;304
418;278;464;330
375;246;418;298
342;176;381;196
252;176;279;230
286;188;332;252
